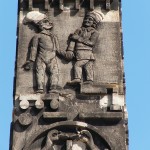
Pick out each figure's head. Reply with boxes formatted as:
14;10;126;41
47;130;60;141
24;11;53;30
83;11;104;28
37;18;53;30
83;16;95;28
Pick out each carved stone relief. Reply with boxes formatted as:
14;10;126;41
22;10;106;93
21;122;112;150
41;129;99;150
23;11;61;94
11;1;128;150
66;11;103;85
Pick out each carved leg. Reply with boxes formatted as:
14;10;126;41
36;59;45;92
47;58;59;92
74;60;88;80
84;60;94;81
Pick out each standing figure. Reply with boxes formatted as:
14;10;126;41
66;11;103;84
24;11;60;93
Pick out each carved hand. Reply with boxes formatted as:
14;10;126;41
77;37;84;43
78;38;94;47
66;51;74;60
23;61;34;71
71;34;80;41
56;50;66;57
79;130;99;150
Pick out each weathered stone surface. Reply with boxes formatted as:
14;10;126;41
43;112;68;119
80;83;107;94
79;112;123;120
10;0;128;150
18;113;33;126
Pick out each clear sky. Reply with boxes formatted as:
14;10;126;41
0;0;150;149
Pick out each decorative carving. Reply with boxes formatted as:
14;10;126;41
45;92;60;109
35;98;44;109
90;0;94;10
79;112;123;121
19;94;43;109
18;93;60;110
59;0;64;10
23;11;60;94
42;129;99;150
11;0;127;149
45;0;50;10
43;112;68;119
24;0;115;11
80;82;107;94
28;0;33;10
19;121;113;150
75;0;80;10
66;11;103;84
18;113;33;126
106;0;111;10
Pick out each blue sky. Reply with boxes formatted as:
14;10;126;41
0;0;150;149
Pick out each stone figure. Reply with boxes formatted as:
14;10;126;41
66;11;103;84
23;11;60;93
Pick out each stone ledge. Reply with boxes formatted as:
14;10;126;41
79;112;123;120
43;112;68;119
80;83;107;94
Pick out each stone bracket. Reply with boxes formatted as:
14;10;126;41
18;93;60;110
45;0;50;10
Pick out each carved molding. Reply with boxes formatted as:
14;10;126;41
22;121;113;150
19;0;117;11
